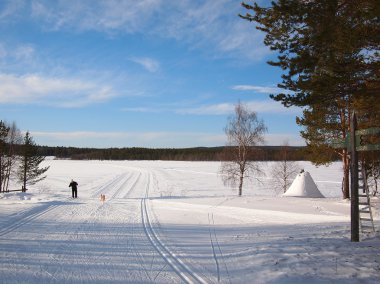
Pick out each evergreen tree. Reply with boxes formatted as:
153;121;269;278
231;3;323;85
18;131;49;190
240;0;380;199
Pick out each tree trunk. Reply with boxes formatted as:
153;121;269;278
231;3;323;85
4;156;11;192
342;149;350;199
23;156;27;190
238;174;243;196
0;155;2;192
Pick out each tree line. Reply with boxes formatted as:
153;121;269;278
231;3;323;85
0;121;49;192
37;145;311;161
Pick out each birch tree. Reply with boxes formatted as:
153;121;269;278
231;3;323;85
219;102;267;196
271;141;301;194
0;121;22;192
0;121;10;192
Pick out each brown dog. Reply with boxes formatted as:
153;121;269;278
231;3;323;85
100;194;106;202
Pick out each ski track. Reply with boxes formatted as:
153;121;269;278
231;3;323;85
0;166;208;283
208;213;231;284
2;161;370;283
141;172;207;284
0;203;59;237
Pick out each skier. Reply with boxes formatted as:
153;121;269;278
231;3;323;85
69;179;78;198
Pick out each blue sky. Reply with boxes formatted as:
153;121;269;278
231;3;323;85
0;0;304;148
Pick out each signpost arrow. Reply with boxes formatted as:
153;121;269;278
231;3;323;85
330;127;380;151
329;116;379;242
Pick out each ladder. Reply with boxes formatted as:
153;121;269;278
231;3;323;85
358;163;375;234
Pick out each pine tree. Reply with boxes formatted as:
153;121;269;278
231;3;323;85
240;0;380;199
18;131;49;190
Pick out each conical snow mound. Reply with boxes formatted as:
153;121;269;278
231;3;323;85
283;171;324;198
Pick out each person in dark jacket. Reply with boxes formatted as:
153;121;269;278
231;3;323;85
69;179;78;198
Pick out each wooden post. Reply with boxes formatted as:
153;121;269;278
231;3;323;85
350;112;359;242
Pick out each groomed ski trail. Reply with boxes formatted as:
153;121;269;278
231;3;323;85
141;172;208;284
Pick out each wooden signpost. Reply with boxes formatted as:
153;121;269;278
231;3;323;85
350;113;379;242
350;113;360;242
331;112;380;242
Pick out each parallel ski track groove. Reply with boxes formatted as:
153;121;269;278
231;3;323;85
109;173;133;199
91;172;129;198
92;171;141;200
208;213;231;284
0;203;61;237
141;173;207;284
122;172;142;199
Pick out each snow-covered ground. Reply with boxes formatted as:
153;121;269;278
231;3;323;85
0;160;379;283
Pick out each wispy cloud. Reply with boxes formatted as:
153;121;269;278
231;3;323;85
121;99;296;116
153;1;270;60
26;0;269;60
14;44;35;61
32;130;305;148
0;43;35;62
179;103;234;115
0;0;25;22
32;130;227;148
0;73;117;107
0;43;7;58
130;57;160;73
31;0;162;33
178;100;295;116
122;107;163;113
232;85;282;94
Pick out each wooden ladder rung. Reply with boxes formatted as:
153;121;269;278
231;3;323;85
361;226;374;230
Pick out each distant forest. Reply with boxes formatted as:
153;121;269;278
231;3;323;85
37;145;320;161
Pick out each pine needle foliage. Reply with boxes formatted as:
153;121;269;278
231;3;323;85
18;131;49;190
240;0;380;198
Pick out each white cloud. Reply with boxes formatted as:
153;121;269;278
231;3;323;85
31;0;162;33
121;99;298;116
122;107;162;113
0;43;35;61
0;73;117;107
28;0;269;61
130;57;160;73
14;44;35;60
232;85;282;94
0;43;7;58
31;130;305;148
32;131;227;148
0;0;25;22
179;103;234;115
153;1;269;60
178;100;296;116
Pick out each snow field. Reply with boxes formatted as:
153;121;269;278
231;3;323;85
0;160;379;283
